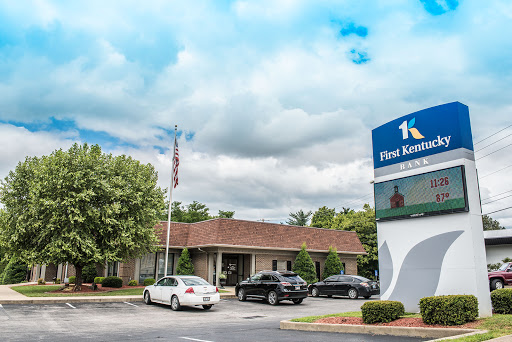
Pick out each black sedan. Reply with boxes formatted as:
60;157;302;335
309;275;379;299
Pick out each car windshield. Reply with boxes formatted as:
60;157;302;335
181;278;210;286
352;276;371;283
498;263;510;271
281;275;304;283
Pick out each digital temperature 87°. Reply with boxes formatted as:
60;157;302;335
374;166;469;221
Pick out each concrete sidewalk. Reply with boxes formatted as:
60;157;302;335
0;284;236;304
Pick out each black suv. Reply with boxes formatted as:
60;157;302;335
235;270;308;305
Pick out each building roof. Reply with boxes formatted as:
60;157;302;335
484;229;512;246
155;218;367;255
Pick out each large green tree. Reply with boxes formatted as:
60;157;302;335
287;209;312;226
176;247;195;275
292;243;318;284
482;214;505;231
0;143;165;290
330;204;377;279
310;206;336;228
165;201;235;222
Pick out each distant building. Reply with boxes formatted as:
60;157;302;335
31;218;367;285
484;229;512;265
390;185;405;208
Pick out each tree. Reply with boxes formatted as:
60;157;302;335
287;210;312;226
176;247;194;275
292;243;318;284
331;204;378;279
0;143;165;290
310;206;336;228
483;214;505;231
0;258;28;285
322;246;343;280
217;210;235;219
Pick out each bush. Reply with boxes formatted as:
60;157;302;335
102;276;123;288
491;289;512;314
420;295;478;325
54;278;61;284
292;243;318;284
82;264;98;283
68;276;76;284
176;247;194;275
0;259;28;284
322;246;343;280
128;280;137;286
143;278;156;286
94;276;105;284
361;300;405;324
37;278;46;285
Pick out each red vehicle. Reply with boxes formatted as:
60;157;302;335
488;262;512;290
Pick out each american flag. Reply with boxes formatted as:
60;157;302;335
172;136;179;188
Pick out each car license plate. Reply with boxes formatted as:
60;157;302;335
203;297;210;302
295;286;300;290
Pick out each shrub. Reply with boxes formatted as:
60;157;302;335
143;278;156;286
82;264;98;283
128;280;137;286
68;276;76;284
0;259;28;284
322;246;343;280
292;243;318;284
37;278;46;285
361;300;405;324
94;276;105;284
176;247;194;275
54;278;61;284
491;289;512;314
420;295;478;325
102;276;123;288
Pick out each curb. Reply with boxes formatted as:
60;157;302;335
279;320;488;340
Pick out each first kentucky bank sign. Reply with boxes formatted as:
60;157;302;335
372;102;474;177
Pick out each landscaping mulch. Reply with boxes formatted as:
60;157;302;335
314;316;482;329
48;284;145;294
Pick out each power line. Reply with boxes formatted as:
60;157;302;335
475;142;512;160
474;124;512;145
479;164;512;179
475;132;512;152
483;206;512;216
335;193;373;211
481;189;512;202
482;194;512;205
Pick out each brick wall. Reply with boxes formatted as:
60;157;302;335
191;252;208;280
119;259;136;285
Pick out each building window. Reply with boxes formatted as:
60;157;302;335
315;261;321;280
139;253;156;284
272;260;277;271
156;252;174;280
107;262;119;277
287;261;292;271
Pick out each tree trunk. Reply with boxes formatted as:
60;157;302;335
74;264;83;291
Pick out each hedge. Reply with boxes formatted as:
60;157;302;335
491;288;512;314
68;276;76;284
128;280;138;286
361;300;405;324
143;278;156;286
94;277;105;284
102;276;123;288
420;295;478;325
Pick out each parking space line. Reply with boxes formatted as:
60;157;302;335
179;337;214;342
65;303;76;309
123;302;138;307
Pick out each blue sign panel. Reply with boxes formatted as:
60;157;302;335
372;102;474;169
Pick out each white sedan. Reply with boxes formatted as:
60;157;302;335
143;275;220;310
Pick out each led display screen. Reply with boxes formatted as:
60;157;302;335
374;166;468;221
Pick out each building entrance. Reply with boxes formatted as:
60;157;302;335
221;254;245;286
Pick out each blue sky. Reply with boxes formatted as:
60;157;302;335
0;0;511;227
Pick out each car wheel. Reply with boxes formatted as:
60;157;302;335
292;298;303;304
171;295;181;311
143;291;152;305
267;290;279;305
311;287;320;297
491;279;504;291
348;288;359;299
202;305;213;310
237;288;247;301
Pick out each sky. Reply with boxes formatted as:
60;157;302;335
0;0;511;227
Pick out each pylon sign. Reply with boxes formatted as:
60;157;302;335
372;102;491;315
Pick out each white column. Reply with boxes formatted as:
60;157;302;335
215;251;222;287
40;264;47;281
250;254;256;275
57;264;63;281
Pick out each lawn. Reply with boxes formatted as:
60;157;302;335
291;311;512;341
11;285;144;297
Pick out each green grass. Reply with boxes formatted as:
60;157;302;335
11;285;143;297
291;311;421;323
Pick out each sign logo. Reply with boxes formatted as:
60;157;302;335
399;118;424;140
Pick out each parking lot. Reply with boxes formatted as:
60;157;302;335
0;296;429;342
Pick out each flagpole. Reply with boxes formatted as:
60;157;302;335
164;125;177;277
